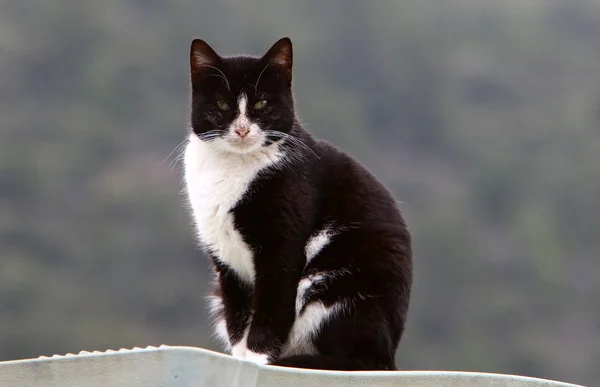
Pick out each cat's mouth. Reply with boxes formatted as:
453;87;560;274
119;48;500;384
223;128;265;153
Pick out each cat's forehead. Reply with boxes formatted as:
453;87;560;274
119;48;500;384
222;56;263;80
218;56;276;94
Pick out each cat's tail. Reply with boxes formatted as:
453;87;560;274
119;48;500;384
269;354;396;371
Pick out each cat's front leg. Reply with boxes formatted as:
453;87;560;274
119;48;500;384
245;247;305;364
212;259;253;359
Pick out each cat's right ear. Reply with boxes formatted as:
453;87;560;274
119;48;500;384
190;39;221;82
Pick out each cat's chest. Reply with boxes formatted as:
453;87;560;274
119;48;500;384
183;139;283;283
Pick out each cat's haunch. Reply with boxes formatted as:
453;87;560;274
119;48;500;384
182;37;412;371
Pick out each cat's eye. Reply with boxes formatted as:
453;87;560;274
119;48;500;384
216;100;230;111
253;100;267;110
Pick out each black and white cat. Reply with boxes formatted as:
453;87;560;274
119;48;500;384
182;37;413;371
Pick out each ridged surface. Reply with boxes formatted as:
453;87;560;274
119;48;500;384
36;345;167;359
0;346;586;387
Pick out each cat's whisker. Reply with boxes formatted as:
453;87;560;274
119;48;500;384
291;138;319;159
167;133;223;170
267;140;304;165
199;130;224;141
205;74;230;89
169;147;188;170
162;140;187;164
198;65;231;91
200;134;221;141
253;63;270;94
162;139;189;167
265;130;320;160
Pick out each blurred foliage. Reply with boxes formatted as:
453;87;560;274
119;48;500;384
0;0;598;385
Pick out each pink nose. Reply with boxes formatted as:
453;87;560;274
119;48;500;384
235;128;250;137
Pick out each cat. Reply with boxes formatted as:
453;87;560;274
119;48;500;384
182;37;413;371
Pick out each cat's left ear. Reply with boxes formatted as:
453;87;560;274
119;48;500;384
262;37;293;86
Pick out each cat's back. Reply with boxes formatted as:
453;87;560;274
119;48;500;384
313;139;404;226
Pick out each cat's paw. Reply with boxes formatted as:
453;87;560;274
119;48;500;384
231;347;246;359
231;341;248;359
245;350;270;365
230;342;269;365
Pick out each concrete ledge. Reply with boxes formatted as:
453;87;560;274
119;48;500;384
0;345;586;387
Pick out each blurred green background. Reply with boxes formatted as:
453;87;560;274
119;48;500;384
1;1;598;385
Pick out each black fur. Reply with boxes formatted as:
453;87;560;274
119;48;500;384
187;37;412;371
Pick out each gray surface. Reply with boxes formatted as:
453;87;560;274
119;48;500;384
0;346;586;387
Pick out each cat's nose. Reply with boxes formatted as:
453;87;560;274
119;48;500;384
235;128;250;137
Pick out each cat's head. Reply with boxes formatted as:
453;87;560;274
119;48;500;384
189;37;295;154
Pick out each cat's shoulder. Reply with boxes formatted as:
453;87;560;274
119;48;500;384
311;138;395;199
313;139;368;173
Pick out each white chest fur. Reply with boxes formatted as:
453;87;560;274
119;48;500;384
183;135;283;283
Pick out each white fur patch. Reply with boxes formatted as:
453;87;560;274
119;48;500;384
281;301;342;358
230;321;269;365
295;274;323;315
206;295;231;350
184;132;283;283
231;325;250;359
229;94;252;135
280;272;348;357
304;226;338;263
206;294;223;316
238;94;248;116
245;350;270;365
214;318;230;350
294;270;351;314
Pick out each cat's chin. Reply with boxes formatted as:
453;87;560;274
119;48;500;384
190;133;268;155
221;137;267;155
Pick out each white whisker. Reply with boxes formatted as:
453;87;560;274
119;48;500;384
198;65;231;91
165;131;221;171
265;130;320;160
169;143;192;170
253;63;270;94
162;139;189;166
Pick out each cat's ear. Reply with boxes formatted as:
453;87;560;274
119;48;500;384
190;39;221;80
262;37;293;86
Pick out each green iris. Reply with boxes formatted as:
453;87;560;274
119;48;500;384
216;100;230;111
